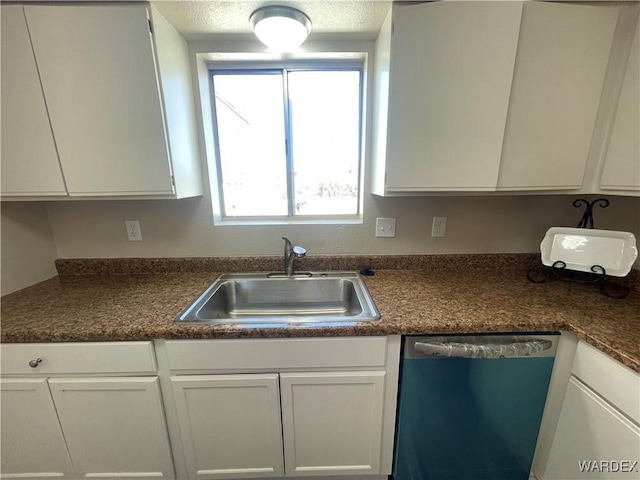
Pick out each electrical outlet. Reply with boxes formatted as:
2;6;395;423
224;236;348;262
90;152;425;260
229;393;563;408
125;221;142;241
376;218;396;238
431;216;446;237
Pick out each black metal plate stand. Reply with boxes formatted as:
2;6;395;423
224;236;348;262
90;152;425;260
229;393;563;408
527;261;630;299
527;198;631;299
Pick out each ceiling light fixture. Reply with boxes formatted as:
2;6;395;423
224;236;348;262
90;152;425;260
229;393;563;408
249;6;312;52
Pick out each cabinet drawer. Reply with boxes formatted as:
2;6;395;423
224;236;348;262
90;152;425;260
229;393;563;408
571;341;640;423
164;337;388;372
0;341;156;375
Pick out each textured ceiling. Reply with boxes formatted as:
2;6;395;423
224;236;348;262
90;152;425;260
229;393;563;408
151;0;393;40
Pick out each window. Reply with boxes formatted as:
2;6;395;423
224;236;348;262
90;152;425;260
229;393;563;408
210;66;362;222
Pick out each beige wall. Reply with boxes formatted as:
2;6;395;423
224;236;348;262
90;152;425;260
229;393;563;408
45;194;640;259
2;193;638;297
1;202;58;296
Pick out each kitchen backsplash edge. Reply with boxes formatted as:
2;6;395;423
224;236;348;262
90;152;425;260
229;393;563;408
53;253;636;281
54;253;541;276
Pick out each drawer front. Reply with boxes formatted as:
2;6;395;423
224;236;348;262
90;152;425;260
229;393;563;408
164;337;388;372
1;341;156;375
572;341;640;424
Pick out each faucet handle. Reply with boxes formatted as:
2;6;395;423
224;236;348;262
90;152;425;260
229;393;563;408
282;237;305;256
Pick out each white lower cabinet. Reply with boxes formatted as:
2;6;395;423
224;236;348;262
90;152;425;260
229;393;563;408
0;342;175;480
0;378;75;479
171;371;387;479
157;337;401;480
48;377;174;479
542;376;640;479
537;341;640;479
1;337;401;480
0;376;174;480
171;374;285;479
280;372;386;477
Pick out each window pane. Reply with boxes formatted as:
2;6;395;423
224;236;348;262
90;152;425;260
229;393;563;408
213;73;288;216
288;71;361;215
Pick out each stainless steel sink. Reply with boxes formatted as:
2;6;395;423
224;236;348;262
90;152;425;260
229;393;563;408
177;272;380;325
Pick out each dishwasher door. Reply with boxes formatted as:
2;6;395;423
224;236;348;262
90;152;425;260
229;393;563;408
394;334;558;480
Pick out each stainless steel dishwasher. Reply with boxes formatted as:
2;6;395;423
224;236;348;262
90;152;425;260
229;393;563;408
394;334;558;480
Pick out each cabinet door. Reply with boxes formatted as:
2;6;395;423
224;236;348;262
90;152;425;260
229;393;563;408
600;14;640;194
171;374;284;479
542;376;640;479
0;378;75;479
0;6;67;197
498;2;617;190
23;5;174;197
48;377;174;479
384;2;522;192
280;371;386;476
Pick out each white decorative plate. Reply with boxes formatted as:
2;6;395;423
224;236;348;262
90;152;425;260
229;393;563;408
540;227;638;277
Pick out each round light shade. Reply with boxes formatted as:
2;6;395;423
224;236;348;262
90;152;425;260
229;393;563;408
250;6;312;52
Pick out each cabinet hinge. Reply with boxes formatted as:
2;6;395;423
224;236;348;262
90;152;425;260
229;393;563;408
171;175;175;186
148;19;153;34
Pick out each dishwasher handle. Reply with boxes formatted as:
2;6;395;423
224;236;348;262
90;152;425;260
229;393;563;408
413;339;553;359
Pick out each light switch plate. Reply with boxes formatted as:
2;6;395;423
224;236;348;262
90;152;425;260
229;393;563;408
376;218;396;238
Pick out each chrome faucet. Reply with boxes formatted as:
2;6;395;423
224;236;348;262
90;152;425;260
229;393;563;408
282;237;306;276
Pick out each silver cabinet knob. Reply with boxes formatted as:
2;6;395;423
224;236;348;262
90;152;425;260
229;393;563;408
28;358;42;368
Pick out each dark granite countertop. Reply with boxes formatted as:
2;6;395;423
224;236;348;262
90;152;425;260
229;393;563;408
1;255;638;372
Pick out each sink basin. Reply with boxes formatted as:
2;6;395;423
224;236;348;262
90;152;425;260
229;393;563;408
177;272;380;325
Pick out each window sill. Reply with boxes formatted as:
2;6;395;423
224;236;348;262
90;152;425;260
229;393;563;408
213;215;363;226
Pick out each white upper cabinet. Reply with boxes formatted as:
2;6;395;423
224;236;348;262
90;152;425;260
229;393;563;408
599;13;640;195
24;4;173;197
0;6;67;196
1;4;202;200
372;1;617;195
498;2;617;191
372;1;522;194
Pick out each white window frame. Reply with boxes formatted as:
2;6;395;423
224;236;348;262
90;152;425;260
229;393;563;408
206;59;366;225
